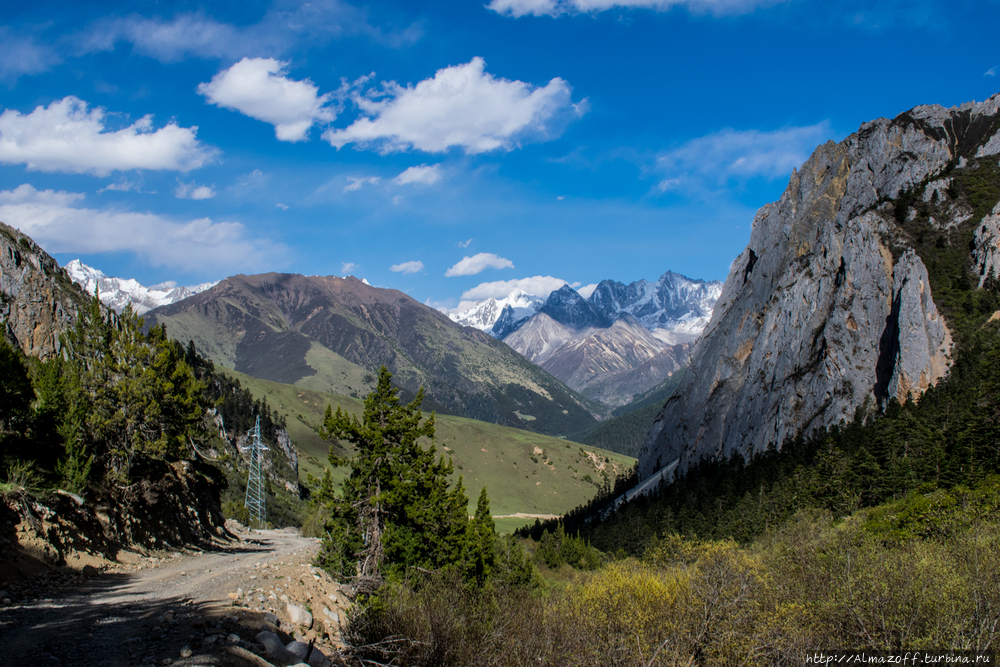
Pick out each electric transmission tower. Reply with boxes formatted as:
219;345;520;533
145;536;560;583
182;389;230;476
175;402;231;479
241;415;269;527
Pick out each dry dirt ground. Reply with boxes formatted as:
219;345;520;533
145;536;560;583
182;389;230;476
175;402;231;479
0;525;353;667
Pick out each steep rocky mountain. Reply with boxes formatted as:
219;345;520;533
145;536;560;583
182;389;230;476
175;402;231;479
65;259;217;315
0;221;89;359
145;272;599;437
639;93;1000;482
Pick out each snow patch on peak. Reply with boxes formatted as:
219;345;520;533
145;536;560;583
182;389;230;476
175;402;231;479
65;259;218;315
449;289;544;333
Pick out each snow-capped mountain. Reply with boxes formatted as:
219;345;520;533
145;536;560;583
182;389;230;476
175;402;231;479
490;271;723;406
448;289;543;332
589;271;723;343
65;260;218;315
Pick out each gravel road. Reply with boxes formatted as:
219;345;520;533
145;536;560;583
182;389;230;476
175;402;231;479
0;529;325;667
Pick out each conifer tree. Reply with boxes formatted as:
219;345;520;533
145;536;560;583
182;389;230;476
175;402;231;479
317;366;471;584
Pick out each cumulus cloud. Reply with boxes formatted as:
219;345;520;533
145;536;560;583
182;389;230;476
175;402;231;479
459;275;572;301
487;0;790;17
395;164;441;185
344;176;381;192
390;260;424;274
0;184;282;273
655;122;834;192
324;57;586;154
0;97;216;176
198;58;336;142
341;261;359;274
577;283;599;299
457;238;473;248
445;252;515;277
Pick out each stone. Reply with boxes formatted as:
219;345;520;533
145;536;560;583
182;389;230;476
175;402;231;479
227;633;241;643
179;646;192;658
81;565;98;577
287;604;313;629
285;641;328;667
255;630;301;665
263;612;279;626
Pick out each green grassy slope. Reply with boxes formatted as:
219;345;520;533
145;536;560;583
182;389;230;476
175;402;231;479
220;369;635;520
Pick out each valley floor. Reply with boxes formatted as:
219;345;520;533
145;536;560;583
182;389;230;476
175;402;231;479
0;528;348;666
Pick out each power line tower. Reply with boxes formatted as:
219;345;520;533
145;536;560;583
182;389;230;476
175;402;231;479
241;415;269;527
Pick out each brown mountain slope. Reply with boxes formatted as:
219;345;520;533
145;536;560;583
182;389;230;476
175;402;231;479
146;273;600;437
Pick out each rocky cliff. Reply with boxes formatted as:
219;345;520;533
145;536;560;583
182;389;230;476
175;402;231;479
0;221;89;359
639;93;1000;481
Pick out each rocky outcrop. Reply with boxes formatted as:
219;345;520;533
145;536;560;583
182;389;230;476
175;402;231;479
639;93;1000;481
0;221;89;359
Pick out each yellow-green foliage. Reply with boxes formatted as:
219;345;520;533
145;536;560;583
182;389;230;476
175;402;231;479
346;481;1000;666
565;561;685;661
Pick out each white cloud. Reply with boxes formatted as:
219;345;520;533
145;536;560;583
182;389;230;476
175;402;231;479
395;164;441;185
487;0;790;17
81;5;422;63
459;275;571;300
342;261;359;274
655;122;834;192
97;178;143;194
174;180;216;200
276;202;289;210
198;58;336;142
445;252;515;277
344;176;381;192
390;260;424;274
324;57;586;154
0;184;282;273
0;97;215;176
0;28;60;82
457;238;473;248
577;283;599;299
986;66;997;77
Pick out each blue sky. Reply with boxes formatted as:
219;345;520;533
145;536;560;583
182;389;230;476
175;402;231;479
1;0;999;311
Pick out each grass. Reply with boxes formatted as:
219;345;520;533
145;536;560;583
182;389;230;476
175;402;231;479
220;368;635;517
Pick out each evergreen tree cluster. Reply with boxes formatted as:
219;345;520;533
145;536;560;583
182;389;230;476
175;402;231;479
1;295;210;493
313;367;536;589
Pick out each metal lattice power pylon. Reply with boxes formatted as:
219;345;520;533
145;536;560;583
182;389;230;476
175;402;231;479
240;415;269;527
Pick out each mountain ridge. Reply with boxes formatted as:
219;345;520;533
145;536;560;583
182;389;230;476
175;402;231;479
145;271;602;438
638;92;1000;482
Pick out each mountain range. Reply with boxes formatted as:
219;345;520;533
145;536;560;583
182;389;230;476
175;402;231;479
143;272;600;438
65;259;217;315
454;272;722;406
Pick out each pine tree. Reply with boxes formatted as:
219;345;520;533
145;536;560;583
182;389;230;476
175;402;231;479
317;366;470;585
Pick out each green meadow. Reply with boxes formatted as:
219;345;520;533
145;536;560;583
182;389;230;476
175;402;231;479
221;368;635;524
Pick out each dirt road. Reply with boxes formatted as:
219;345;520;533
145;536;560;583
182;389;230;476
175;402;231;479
0;529;339;667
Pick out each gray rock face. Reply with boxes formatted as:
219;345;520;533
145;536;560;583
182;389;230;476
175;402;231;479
0;221;89;359
638;94;1000;481
973;202;1000;287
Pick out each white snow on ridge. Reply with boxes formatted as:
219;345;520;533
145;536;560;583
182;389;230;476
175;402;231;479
449;288;544;332
66;259;218;315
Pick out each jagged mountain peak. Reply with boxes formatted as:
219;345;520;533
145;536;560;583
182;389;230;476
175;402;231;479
66;259;218;315
538;284;613;330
